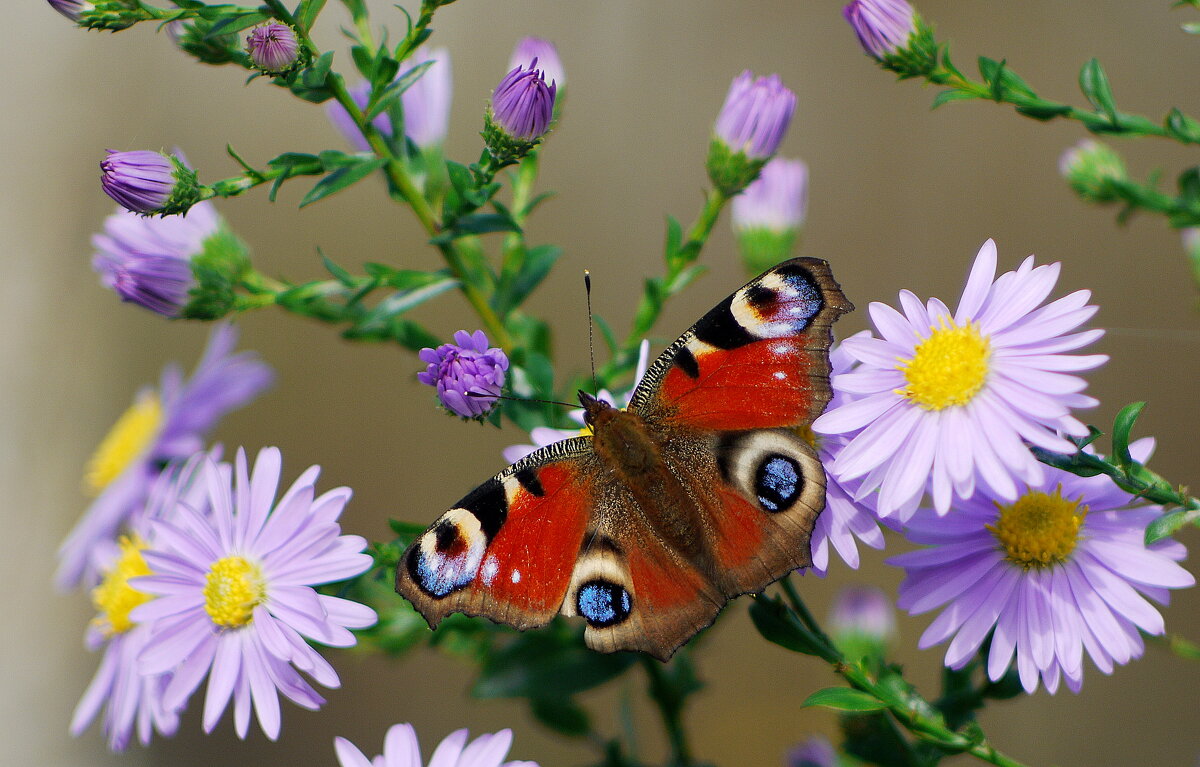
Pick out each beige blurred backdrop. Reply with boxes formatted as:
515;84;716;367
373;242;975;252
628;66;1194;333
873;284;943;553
6;1;1200;765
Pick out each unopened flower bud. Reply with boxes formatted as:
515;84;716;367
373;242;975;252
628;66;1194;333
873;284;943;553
246;23;301;74
707;71;796;196
1059;139;1126;203
830;585;895;661
418;330;509;419
76;0;140;30
509;37;565;92
732;157;808;273
170;17;243;66
786;736;837;767
47;0;93;22
100;150;203;216
843;0;917;59
483;60;557;166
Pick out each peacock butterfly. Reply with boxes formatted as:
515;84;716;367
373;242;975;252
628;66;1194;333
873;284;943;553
395;258;853;660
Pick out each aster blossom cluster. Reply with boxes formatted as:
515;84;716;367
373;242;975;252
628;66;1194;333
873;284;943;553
419;330;510;419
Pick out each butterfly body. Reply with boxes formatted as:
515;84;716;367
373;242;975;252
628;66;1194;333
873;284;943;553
397;258;852;660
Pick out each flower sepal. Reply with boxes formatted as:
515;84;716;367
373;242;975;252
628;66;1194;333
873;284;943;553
877;15;939;79
735;227;797;275
706;139;768;198
482;108;542;169
171;17;245;66
78;0;141;31
179;228;252;320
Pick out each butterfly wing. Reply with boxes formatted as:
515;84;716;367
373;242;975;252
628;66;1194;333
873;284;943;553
396;437;599;631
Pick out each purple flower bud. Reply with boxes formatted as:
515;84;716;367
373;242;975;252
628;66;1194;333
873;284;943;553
509;37;565;90
403;46;453;148
713;71;796;161
101;150;197;215
418;330;509;419
843;0;917;60
246;22;300;74
830;585;895;643
491;60;558;141
48;0;93;21
786;736;837;767
92;200;221;316
732;157;808;234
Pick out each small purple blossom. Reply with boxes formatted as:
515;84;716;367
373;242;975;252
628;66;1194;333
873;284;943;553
491;60;558;141
786;735;837;767
714;71;796;160
91;199;221;316
509;37;565;90
101;150;181;215
246;22;300;73
326;47;452;151
334;724;538;767
830;585;896;643
131;447;377;740
732;156;809;233
48;0;92;21
418;330;509;419
843;0;917;60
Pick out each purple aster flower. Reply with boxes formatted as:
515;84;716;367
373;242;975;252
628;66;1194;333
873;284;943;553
101;150;199;216
91;199;221;316
48;0;93;21
714;71;796;161
732;157;809;234
327;47;452;152
56;323;273;590
843;0;917;60
71;455;213;750
509;37;565;91
503;340;651;463
491;60;558;141
830;585;896;643
814;239;1108;520
246;22;301;74
334;724;538;767
418;330;509;419
131;447;377;740
786;735;837;767
890;438;1194;694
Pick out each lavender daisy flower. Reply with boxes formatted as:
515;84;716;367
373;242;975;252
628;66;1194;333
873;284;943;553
56;323;273;590
814;239;1108;520
843;0;917;60
101;150;201;216
48;0;93;21
786;735;837;767
92;199;221;316
418;330;509;419
890;438;1194;694
713;71;796;162
509;37;565;91
503;340;651;463
131;447;377;740
334;724;538;767
71;456;213;750
246;23;301;74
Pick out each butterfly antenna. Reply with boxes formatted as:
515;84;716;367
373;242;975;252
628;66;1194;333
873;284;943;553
585;270;599;395
466;392;576;409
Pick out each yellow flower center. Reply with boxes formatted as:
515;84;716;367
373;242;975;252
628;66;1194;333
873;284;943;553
897;318;991;411
988;487;1087;569
91;535;153;636
203;556;266;628
84;392;163;495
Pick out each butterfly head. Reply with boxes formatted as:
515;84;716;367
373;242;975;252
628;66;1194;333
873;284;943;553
577;390;615;430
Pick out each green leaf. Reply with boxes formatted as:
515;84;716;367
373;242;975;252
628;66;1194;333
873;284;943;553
748;594;829;657
388;518;428;543
296;0;328;32
663;215;683;262
388;319;441;352
510;245;563;301
299;158;387;207
369;278;457;316
930;89;976;109
437;213;521;242
1015;99;1074;121
207;11;268;37
366;60;434;123
305;51;334;86
802;687;887;712
529;697;591;738
321;254;357;287
1166;109;1200;143
472;625;638;699
1079;58;1118;122
1145;508;1194;545
1111;401;1145;467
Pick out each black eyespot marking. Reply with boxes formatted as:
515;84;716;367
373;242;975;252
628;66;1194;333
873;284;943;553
746;283;778;310
577;580;633;628
408;544;468;598
693;295;756;350
673;345;700;378
434;520;459;552
453;478;507;540
775;263;823;321
755;454;802;512
515;467;545;497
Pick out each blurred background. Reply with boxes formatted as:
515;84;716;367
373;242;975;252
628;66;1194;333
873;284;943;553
7;0;1200;764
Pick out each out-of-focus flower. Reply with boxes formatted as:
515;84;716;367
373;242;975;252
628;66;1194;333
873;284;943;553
731;156;809;273
70;457;211;750
48;0;93;21
829;585;895;662
890;438;1194;694
327;82;388;153
326;47;452;152
814;239;1108;520
509;37;564;91
56;323;273;589
843;0;917;59
418;330;509;419
786;735;837;767
246;22;301;74
707;71;796;196
131;447;377;740
503;340;650;463
334;724;538;767
101;150;202;216
91;199;221;317
1059;139;1127;203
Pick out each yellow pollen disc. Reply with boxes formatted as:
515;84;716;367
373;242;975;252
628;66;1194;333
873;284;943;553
988;487;1087;569
84;392;163;495
203;555;267;628
896;318;991;411
91;535;153;637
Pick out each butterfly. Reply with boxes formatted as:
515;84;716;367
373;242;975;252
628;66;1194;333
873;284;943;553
395;258;853;660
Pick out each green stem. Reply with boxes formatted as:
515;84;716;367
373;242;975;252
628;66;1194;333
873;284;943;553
639;657;695;767
201;157;327;199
